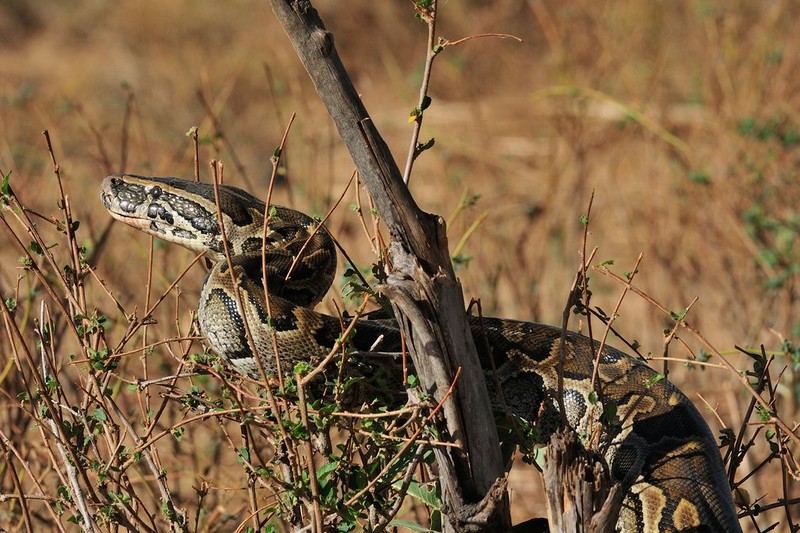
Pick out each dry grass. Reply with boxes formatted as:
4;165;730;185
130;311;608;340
1;0;799;531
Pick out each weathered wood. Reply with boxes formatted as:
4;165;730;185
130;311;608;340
266;1;510;530
543;429;622;533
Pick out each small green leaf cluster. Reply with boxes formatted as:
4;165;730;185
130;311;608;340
74;311;107;336
408;96;432;122
88;347;115;372
742;204;800;290
737;114;800;148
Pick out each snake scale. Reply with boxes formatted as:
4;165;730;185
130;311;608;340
101;174;740;532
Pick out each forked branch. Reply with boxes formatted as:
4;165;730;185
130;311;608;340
266;1;510;531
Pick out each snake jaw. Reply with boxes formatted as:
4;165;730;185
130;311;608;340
101;189;156;233
101;174;221;256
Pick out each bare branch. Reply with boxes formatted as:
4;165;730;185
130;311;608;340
266;1;510;530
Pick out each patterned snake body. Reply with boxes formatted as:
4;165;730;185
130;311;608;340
101;174;740;532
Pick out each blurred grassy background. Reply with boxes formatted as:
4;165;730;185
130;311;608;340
1;0;799;529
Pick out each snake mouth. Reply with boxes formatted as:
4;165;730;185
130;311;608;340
101;177;158;231
101;195;157;232
107;210;157;231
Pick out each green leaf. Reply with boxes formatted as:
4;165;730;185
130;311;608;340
645;374;665;389
420;95;432;111
293;361;312;375
418;137;436;152
45;376;58;393
239;446;250;462
737;117;757;136
600;400;618;425
161;499;172;518
1;170;11;198
171;426;185;441
670;309;687;321
688;170;711;185
388;520;436;532
316;460;339;483
398;480;441;509
624;270;638;280
393;482;439;517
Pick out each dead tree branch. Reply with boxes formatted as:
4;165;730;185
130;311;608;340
266;1;510;530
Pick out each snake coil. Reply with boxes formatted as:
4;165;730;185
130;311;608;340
101;174;740;532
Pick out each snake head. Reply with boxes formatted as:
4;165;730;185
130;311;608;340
101;173;338;307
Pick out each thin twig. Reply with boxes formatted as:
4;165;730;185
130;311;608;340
37;302;97;533
345;367;462;507
594;266;800;447
402;0;438;185
373;443;428;532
